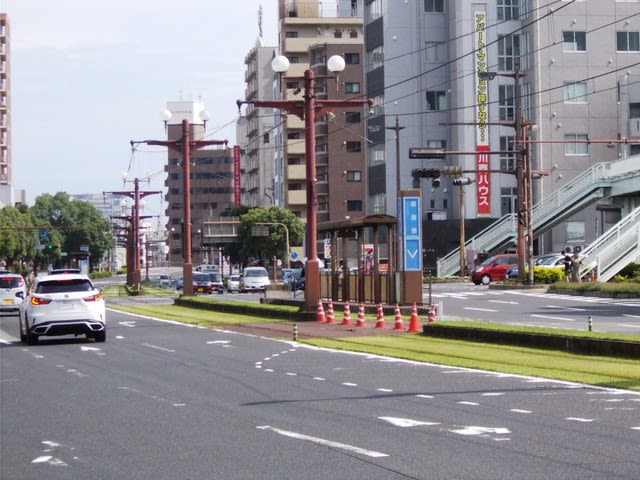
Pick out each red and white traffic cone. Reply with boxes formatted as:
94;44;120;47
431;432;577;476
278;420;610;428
374;303;386;329
326;298;335;324
316;299;326;323
341;301;352;326
393;304;404;331
407;302;421;332
428;303;437;323
355;302;366;327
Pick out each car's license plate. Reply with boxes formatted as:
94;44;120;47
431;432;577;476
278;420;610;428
2;299;12;305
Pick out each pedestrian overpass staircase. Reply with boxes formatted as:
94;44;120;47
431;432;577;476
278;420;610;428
436;153;640;278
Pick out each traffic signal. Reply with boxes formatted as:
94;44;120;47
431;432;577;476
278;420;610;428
411;168;441;179
442;166;463;177
46;243;53;252
452;177;474;186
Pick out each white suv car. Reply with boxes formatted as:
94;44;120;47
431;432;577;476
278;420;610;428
0;271;26;315
20;273;106;344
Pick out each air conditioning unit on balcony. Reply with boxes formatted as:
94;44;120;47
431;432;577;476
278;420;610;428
629;118;640;138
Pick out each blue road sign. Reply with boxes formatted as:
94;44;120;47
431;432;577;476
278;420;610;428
402;196;421;271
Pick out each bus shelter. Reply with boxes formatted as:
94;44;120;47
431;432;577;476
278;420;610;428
318;214;397;305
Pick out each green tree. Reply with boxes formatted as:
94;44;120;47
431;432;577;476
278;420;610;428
238;206;304;266
30;192;111;271
0;206;37;273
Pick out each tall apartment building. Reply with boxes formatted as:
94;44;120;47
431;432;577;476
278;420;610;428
363;0;640;267
163;100;233;265
277;0;367;226
0;13;12;206
241;37;277;207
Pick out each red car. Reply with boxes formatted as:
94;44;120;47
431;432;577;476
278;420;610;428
471;253;519;285
192;272;213;294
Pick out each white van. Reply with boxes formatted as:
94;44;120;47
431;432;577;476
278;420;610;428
239;267;270;292
195;264;220;274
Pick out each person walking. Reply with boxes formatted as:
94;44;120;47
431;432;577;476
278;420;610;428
563;250;573;282
571;253;582;283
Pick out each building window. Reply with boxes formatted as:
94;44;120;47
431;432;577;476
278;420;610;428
500;136;516;171
499;85;515;121
424;0;444;13
426;91;447;111
345;82;361;94
371;145;385;165
566;221;585;242
346;171;362;182
285;31;298;38
345;53;360;64
345;111;361;123
501;187;517;216
497;0;520;20
334;30;343;38
346;141;361;152
564;81;588;103
616;31;640;52
562;31;587;52
287;56;299;64
564;133;589;155
350;29;358;38
366;0;382;22
425;41;446;62
497;34;520;71
347;200;363;212
368;45;384;70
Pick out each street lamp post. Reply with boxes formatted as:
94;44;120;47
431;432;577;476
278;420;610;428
478;61;535;284
132;115;228;295
255;222;290;268
452;177;475;276
237;55;372;311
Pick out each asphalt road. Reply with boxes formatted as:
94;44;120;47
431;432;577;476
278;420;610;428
426;282;640;333
1;306;639;479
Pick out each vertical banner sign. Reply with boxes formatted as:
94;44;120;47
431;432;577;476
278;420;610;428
233;145;241;206
474;9;491;216
402;196;422;272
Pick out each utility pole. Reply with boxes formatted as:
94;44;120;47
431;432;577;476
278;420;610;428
385;115;404;302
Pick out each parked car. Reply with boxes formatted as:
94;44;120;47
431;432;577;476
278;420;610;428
172;276;184;290
239;266;270;293
471;253;519;285
227;274;240;293
208;272;224;294
192;272;213;294
158;274;173;288
19;273;106;344
0;272;26;315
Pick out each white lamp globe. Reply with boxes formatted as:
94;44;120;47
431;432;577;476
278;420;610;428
327;55;346;73
271;55;290;73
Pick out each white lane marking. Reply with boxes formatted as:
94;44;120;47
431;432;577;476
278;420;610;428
313;377;326;381
376;388;393;392
285;372;297;376
80;346;101;352
342;382;358;387
464;307;498;312
530;314;575;322
566;417;594;422
545;305;586;312
141;342;175;353
489;300;519;305
450;426;510;437
119;321;136;327
619;323;640;329
257;425;388;458
481;392;505;397
510;409;532;414
207;340;231;344
458;401;479;406
632;427;640;431
379;417;440;428
416;394;434;399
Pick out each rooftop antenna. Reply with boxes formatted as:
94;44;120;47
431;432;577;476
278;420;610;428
258;4;263;39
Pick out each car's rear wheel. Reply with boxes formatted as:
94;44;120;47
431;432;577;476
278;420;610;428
26;329;38;345
19;322;27;343
93;330;106;342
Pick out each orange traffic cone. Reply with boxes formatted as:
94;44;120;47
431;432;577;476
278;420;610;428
355;302;366;327
393;304;405;331
341;301;352;325
374;303;386;329
316;299;326;323
428;303;437;323
407;302;421;332
326;298;335;324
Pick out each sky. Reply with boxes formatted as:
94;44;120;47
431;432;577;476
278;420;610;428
2;0;279;219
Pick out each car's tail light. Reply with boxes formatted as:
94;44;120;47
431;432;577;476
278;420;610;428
83;292;103;302
30;296;51;305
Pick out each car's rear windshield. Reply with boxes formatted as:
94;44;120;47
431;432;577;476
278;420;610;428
36;279;94;293
0;276;23;288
